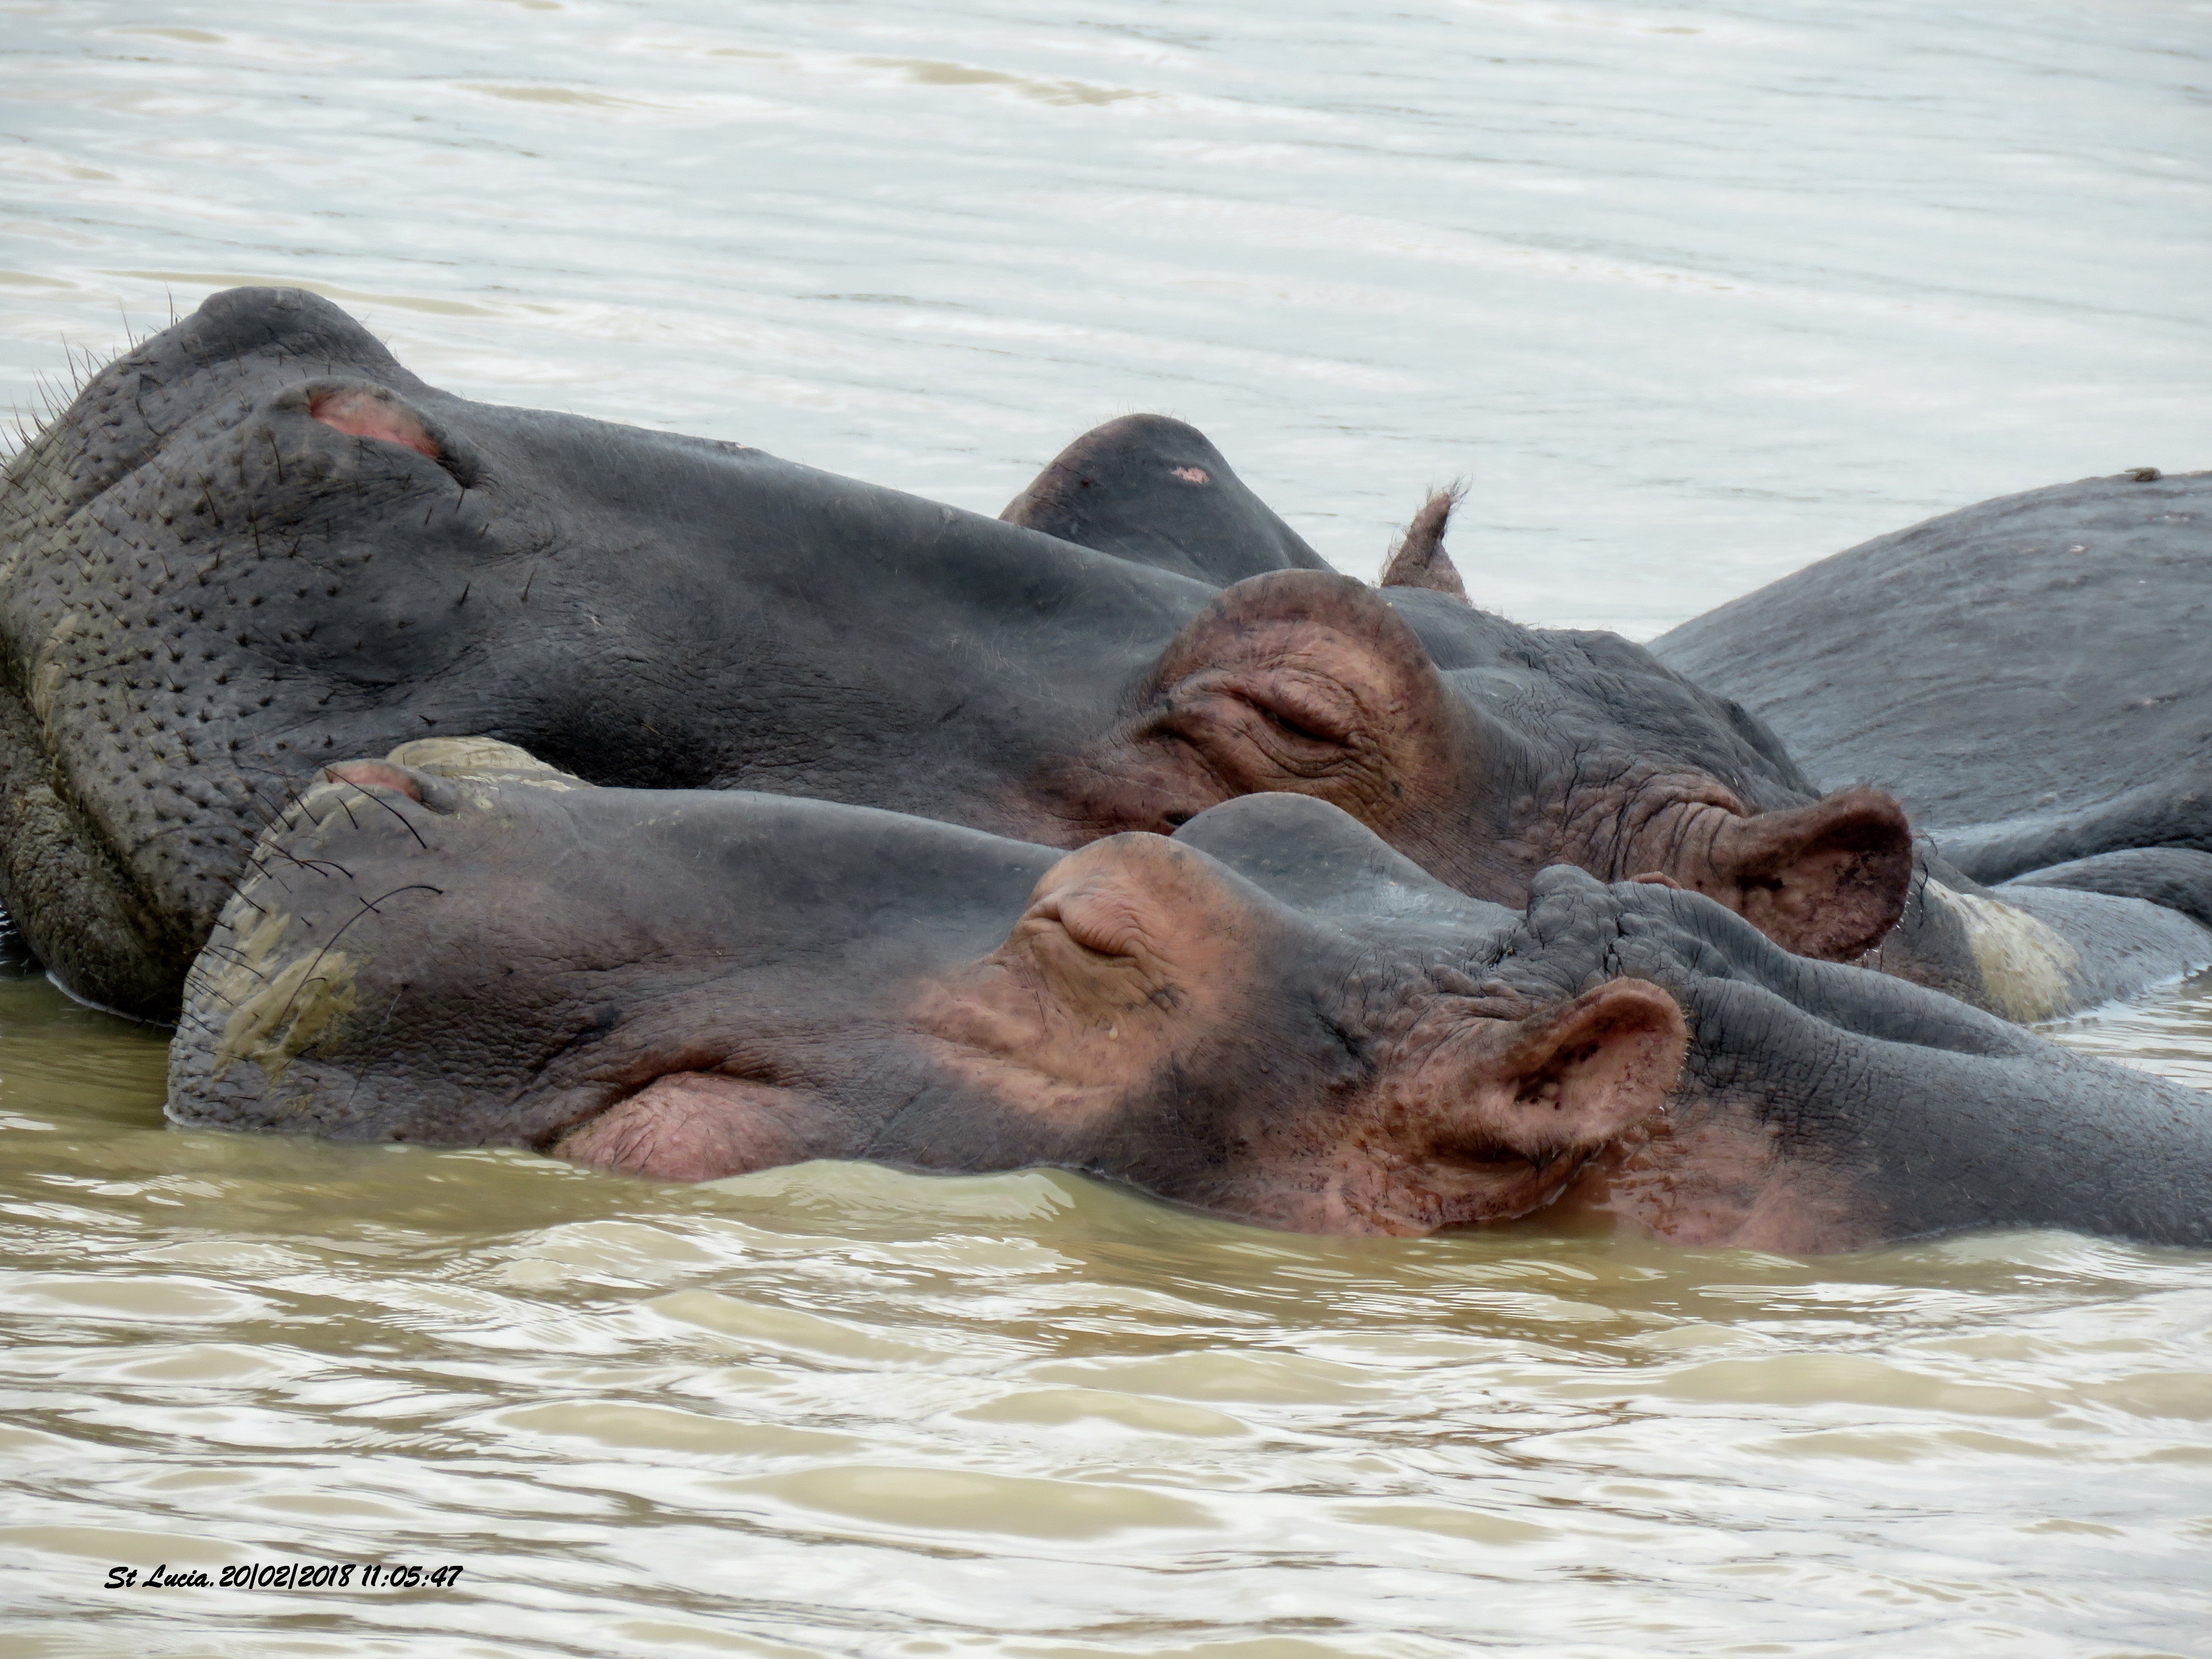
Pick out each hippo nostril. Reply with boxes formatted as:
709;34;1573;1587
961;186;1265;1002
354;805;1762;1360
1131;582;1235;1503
309;387;441;461
324;760;423;802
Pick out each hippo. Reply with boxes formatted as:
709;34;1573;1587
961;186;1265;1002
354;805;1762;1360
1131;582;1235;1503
1653;471;2212;1018
0;286;1907;1021
994;435;2207;1022
171;741;1691;1236
169;743;2212;1250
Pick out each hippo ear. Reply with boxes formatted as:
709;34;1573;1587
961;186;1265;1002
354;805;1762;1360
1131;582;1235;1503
1129;569;1470;832
1378;485;1470;604
1704;789;1913;961
1000;414;1328;583
1439;981;1687;1164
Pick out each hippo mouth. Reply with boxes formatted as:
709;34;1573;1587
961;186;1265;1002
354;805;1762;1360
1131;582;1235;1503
546;1071;828;1184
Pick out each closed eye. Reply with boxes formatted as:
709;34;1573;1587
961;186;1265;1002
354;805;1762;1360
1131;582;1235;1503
1258;703;1334;745
1230;673;1359;748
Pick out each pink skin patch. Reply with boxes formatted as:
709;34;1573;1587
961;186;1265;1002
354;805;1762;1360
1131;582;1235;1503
309;387;441;461
323;760;423;802
1167;466;1210;484
555;1073;820;1181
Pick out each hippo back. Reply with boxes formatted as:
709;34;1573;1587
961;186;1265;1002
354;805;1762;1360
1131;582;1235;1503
1650;470;2212;837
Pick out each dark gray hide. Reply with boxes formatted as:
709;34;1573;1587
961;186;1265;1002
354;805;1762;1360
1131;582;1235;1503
1653;470;2212;881
0;287;1907;1020
1650;471;2212;1015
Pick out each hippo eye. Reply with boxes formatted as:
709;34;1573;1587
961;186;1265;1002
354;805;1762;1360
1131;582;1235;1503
1052;891;1150;961
1260;704;1332;745
1236;673;1358;748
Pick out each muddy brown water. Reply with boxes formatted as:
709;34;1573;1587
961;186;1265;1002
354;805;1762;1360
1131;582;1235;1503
3;0;2211;1653
3;952;2211;1656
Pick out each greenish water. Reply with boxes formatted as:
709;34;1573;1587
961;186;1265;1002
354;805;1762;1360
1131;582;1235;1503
1;959;2209;1657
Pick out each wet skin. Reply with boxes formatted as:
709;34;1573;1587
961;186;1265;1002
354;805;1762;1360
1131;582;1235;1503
1;286;1906;1020
1653;471;2212;1015
168;748;2212;1250
169;744;1689;1238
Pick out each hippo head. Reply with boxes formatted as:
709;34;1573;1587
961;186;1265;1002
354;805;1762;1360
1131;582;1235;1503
1039;564;1913;965
989;423;1911;961
168;750;1687;1236
884;830;1687;1233
1;287;1225;1018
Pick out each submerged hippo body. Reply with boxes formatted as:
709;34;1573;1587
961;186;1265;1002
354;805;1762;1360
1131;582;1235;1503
0;287;1906;1020
1653;472;2212;1016
170;746;2212;1250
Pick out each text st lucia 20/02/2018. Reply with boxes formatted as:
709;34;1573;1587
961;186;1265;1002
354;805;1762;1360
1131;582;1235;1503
104;1562;466;1590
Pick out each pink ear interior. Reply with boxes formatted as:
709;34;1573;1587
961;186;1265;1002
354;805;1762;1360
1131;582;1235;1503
1717;788;1913;961
309;387;441;461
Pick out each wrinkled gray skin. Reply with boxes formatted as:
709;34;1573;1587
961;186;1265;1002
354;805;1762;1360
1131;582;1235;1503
1653;471;2212;1019
170;748;2212;1250
0;287;1909;1020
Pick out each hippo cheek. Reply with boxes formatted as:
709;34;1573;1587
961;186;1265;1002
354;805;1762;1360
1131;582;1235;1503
1548;1097;1881;1253
1692;789;1914;962
1279;980;1690;1237
1074;570;1475;844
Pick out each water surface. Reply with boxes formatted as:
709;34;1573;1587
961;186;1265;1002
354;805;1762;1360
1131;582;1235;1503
1;962;2210;1658
3;0;2207;630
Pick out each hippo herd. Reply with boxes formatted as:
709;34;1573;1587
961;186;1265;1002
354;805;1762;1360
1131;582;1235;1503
3;286;2207;1249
